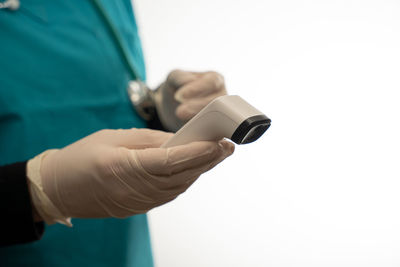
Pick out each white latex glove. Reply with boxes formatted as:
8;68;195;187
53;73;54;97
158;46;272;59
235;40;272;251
154;70;227;132
27;128;234;225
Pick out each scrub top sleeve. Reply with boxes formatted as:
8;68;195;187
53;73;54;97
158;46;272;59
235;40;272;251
0;161;45;247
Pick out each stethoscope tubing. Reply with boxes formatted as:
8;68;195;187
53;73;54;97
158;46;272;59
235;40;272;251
90;0;143;81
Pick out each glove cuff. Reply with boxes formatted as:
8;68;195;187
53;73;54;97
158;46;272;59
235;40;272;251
27;150;72;227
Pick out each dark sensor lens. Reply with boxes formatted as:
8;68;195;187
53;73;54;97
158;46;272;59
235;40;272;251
241;123;271;144
231;115;271;145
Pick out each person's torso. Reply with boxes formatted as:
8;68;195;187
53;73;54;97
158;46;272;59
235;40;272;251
0;1;153;266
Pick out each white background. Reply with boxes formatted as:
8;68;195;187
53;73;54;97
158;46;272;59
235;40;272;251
134;0;400;266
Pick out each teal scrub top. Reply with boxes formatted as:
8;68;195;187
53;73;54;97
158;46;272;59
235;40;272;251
0;0;154;266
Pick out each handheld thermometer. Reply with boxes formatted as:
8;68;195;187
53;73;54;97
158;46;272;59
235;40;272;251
162;95;271;148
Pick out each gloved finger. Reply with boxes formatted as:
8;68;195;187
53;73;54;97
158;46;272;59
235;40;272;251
112;144;213;200
146;146;233;193
103;193;167;218
99;195;146;218
132;140;224;176
112;128;173;149
118;180;180;207
175;92;226;121
112;191;169;215
108;153;191;201
139;140;234;190
161;140;235;187
167;69;199;89
110;141;234;213
175;72;226;102
122;173;198;206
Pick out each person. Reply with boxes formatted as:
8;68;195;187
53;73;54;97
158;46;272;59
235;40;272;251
0;1;234;266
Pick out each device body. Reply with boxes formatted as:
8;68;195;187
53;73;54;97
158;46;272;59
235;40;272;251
161;95;271;148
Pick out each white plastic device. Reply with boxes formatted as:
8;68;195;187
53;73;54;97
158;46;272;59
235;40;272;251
161;95;271;148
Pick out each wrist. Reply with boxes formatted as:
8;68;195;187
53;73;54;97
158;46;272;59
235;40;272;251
27;150;72;227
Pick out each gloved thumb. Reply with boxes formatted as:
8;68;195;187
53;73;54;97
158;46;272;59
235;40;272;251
93;128;174;149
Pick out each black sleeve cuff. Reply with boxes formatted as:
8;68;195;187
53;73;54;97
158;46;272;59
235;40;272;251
0;161;45;247
146;108;169;132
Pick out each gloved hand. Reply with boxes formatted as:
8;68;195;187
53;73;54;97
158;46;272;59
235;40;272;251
154;70;227;132
27;128;234;225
